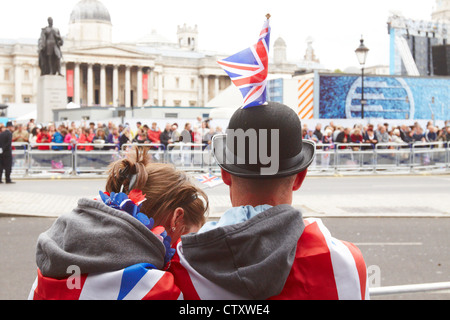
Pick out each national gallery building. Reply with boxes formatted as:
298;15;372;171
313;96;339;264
0;0;299;112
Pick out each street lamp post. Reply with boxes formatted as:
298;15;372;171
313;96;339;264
355;37;369;119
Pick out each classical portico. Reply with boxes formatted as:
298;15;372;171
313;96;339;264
65;59;154;108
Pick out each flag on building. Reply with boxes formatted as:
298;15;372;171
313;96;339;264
195;173;223;188
217;15;271;109
297;79;314;119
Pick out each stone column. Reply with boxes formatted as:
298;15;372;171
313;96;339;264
61;63;66;78
125;65;131;108
214;76;219;99
147;68;153;105
100;64;106;107
203;76;209;106
14;62;22;104
197;77;202;106
137;67;143;107
158;72;163;106
113;65;119;107
74;63;81;105
87;64;94;106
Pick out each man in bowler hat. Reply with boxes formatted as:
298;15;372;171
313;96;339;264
169;102;369;300
0;121;15;184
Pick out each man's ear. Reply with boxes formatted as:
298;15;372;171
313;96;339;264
292;169;308;191
221;168;232;186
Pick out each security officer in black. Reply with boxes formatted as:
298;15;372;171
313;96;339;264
0;121;14;184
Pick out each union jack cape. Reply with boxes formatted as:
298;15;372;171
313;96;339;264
218;15;271;109
28;197;182;300
28;263;182;300
169;215;369;300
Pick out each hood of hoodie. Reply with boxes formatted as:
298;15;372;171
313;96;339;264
180;204;305;300
36;198;166;279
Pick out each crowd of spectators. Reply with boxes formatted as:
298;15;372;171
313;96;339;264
1;117;450;153
0;116;225;152
302;120;450;150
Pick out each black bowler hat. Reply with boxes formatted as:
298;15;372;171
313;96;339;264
212;101;316;179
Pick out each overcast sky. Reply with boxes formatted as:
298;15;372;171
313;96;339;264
0;0;436;70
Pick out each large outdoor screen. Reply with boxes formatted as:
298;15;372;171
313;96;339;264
318;74;450;120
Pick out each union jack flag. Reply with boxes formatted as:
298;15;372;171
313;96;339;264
195;173;223;188
218;15;271;109
28;263;183;300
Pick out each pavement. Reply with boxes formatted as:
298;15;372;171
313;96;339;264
0;173;449;219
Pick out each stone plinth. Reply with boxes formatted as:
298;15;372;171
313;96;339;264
37;75;67;123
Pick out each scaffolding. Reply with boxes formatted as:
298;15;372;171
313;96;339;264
387;14;449;76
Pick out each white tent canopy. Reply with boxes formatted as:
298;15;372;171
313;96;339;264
206;85;243;121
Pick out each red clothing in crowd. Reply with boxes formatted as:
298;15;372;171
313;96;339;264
36;133;52;150
78;133;94;151
148;129;161;144
351;134;364;143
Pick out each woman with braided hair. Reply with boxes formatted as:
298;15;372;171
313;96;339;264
29;146;208;300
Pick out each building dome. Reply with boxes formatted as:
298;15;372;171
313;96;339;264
66;0;113;46
273;37;287;65
70;0;111;24
274;37;286;47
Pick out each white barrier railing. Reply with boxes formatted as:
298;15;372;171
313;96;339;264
312;141;449;173
9;141;450;176
369;281;450;297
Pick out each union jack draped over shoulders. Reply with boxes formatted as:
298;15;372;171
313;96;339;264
169;218;369;300
28;263;183;300
217;16;271;109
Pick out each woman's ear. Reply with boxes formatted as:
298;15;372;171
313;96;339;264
170;207;185;230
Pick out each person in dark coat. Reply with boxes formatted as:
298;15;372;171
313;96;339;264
335;127;351;149
0;121;15;184
159;123;172;149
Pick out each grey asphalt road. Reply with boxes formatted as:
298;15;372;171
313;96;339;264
1;216;449;300
1;174;449;218
0;174;449;300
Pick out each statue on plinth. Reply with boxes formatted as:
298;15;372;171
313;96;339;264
38;17;64;76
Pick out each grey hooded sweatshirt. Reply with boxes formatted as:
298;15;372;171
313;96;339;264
36;198;166;279
177;204;305;300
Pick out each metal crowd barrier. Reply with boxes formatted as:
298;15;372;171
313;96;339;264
9;141;450;177
165;143;215;171
369;281;450;297
311;141;449;174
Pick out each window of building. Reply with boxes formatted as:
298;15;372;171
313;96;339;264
165;113;178;118
24;69;30;82
4;69;10;81
23;96;31;103
175;77;180;88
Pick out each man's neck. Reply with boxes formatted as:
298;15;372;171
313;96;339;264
230;192;292;208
